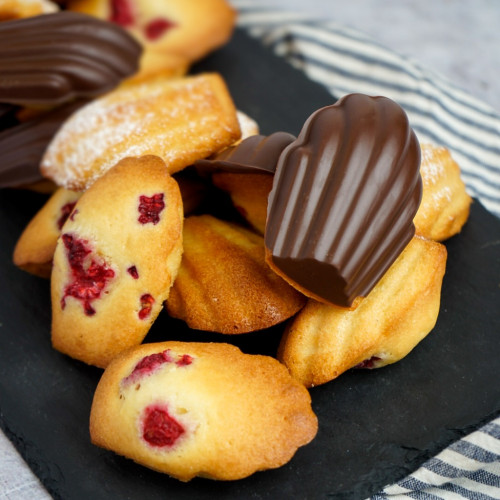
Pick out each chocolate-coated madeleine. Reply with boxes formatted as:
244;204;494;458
265;94;422;307
0;12;142;107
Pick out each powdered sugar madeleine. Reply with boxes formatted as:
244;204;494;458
414;144;472;241
166;215;306;334
41;73;241;191
278;235;447;388
51;155;183;368
235;110;260;141
90;341;318;481
13;187;82;278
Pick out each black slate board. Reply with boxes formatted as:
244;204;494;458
1;28;500;500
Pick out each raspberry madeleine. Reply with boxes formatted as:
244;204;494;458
13;172;208;279
278;235;447;387
51;155;183;368
67;0;236;81
90;341;318;481
166;215;306;334
13;187;82;278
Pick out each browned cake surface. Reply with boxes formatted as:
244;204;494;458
51;155;183;367
166;214;306;333
0;0;58;20
90;341;318;481
278;235;447;387
13;187;81;278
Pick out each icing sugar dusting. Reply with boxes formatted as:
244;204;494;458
236;110;259;139
431;184;453;204
41;75;239;190
420;144;446;186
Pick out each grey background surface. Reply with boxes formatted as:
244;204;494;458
260;0;500;113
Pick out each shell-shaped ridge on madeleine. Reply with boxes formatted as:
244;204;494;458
166;215;306;334
265;93;422;307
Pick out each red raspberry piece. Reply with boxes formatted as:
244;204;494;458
138;293;155;319
125;350;172;384
127;265;139;279
122;349;194;386
176;354;193;367
57;202;77;230
144;18;176;41
109;0;135;27
135;351;171;369
142;404;185;448
138;193;165;225
60;234;115;316
355;356;382;369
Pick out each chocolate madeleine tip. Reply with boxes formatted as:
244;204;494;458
0;100;87;189
195;132;296;174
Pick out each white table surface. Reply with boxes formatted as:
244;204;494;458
1;1;499;498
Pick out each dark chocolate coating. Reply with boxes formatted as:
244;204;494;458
0;104;19;132
195;132;296;174
265;94;422;307
0;12;142;107
0;100;87;188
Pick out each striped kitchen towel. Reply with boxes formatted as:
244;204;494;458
230;2;500;499
372;418;500;499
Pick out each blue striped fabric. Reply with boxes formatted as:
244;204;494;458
373;420;500;499
230;2;500;498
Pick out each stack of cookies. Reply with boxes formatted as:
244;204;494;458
3;0;472;484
